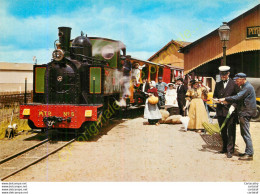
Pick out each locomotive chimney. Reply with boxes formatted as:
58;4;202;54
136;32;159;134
58;27;72;54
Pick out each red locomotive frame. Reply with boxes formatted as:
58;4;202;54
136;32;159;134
20;104;102;129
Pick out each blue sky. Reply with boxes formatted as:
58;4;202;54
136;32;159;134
0;0;259;64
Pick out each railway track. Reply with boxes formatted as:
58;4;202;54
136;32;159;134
0;105;144;181
0;137;76;181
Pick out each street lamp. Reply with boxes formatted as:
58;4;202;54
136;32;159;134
218;22;230;66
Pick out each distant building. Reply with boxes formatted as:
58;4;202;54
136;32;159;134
148;40;190;69
148;40;190;81
0;62;33;92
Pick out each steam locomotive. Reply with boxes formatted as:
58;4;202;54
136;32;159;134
20;27;184;131
20;27;127;131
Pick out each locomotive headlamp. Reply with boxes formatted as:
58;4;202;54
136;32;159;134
52;49;65;61
22;109;30;116
85;110;92;117
56;42;61;49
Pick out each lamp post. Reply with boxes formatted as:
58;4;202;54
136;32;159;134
218;22;230;66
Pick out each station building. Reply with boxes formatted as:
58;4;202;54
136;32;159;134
179;4;260;79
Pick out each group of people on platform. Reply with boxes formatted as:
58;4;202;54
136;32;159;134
138;65;257;161
134;77;188;115
136;76;208;127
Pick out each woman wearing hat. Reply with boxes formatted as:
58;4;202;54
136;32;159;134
165;83;178;107
184;79;209;132
144;81;162;125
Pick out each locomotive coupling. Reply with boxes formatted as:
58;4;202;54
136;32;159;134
43;116;72;128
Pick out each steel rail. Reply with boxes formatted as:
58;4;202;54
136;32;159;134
0;138;50;165
1;138;76;181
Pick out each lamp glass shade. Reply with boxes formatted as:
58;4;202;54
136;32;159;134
218;22;230;41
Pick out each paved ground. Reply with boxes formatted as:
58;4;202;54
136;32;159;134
2;117;260;182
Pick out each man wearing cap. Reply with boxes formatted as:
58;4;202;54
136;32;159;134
156;77;167;108
213;66;240;158
176;78;188;116
219;73;257;161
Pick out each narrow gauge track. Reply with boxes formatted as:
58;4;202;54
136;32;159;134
0;105;144;181
0;138;75;181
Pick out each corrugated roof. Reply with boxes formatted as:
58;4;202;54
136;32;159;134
184;48;260;75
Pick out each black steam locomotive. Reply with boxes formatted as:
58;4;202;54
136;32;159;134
20;27;126;131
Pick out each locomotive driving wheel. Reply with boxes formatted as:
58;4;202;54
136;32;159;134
28;119;37;129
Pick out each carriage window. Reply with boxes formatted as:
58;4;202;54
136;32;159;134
141;65;148;81
150;65;157;81
158;67;163;78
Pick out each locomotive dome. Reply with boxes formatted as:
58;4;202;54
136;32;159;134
72;35;92;48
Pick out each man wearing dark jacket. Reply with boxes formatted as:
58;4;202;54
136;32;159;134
219;73;257;161
140;78;150;93
176;78;188;116
213;66;239;158
134;78;149;105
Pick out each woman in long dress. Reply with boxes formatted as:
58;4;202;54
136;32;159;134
165;83;178;107
144;81;162;125
184;79;209;132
